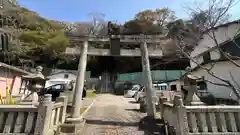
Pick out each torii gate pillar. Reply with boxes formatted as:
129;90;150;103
140;42;156;117
67;40;88;122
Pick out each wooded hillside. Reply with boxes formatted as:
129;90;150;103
1;0;231;75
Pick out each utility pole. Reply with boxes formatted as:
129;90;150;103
70;40;88;119
140;42;156;117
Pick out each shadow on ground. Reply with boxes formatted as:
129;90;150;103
125;108;140;112
129;101;139;104
85;117;171;135
86;119;138;127
138;116;170;135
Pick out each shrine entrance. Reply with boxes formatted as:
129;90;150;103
65;34;165;91
65;31;167;118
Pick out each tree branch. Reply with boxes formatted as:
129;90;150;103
175;35;240;100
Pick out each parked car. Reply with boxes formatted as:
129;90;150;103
138;83;169;112
124;84;141;98
135;83;168;103
45;78;74;88
39;83;86;101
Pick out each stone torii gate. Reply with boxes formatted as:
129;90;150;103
65;33;167;124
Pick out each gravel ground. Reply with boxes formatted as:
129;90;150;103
81;94;147;135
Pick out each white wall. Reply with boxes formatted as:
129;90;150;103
190;48;221;69
190;23;240;58
191;60;240;100
190;56;204;69
188;22;240;100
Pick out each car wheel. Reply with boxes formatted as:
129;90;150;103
140;103;146;112
136;98;140;103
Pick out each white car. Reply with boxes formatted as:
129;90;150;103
134;86;145;103
124;84;141;98
45;78;75;88
135;83;168;102
139;83;169;112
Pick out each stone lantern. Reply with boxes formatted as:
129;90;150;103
22;66;47;103
182;66;205;105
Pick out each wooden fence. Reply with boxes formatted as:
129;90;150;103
160;95;240;135
0;94;67;135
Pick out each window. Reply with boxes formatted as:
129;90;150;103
197;81;209;97
221;39;240;58
203;52;211;63
49;84;62;91
198;82;207;90
170;85;177;91
160;85;167;91
64;74;69;79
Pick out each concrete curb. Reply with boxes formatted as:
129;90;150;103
80;98;96;119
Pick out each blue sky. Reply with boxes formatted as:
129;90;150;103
17;0;240;24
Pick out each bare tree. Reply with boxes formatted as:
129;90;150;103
69;12;107;37
61;22;75;32
88;12;106;36
170;0;240;102
71;22;93;36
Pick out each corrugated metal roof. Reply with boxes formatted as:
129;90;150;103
117;70;185;83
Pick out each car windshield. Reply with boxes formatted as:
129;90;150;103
47;84;63;91
132;86;139;91
139;86;144;91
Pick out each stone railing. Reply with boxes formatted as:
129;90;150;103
160;95;240;135
0;94;67;135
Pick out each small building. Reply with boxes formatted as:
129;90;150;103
45;69;77;88
45;69;91;88
47;69;91;80
47;69;78;81
167;79;184;92
0;62;31;97
189;20;240;101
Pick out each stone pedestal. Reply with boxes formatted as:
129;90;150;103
60;117;86;133
182;85;205;105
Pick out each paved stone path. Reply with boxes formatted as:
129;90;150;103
82;97;95;108
81;94;146;135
